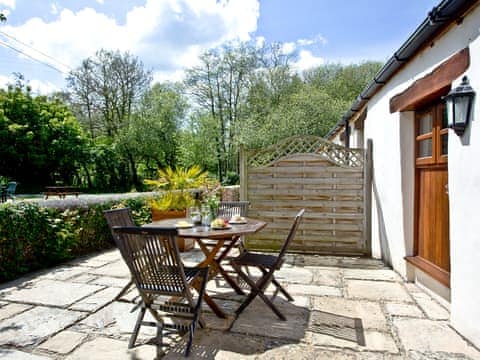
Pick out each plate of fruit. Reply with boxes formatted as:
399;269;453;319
229;215;247;224
210;218;231;230
175;220;194;228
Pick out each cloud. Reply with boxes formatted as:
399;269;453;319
0;74;12;88
293;50;325;72
281;42;296;55
152;69;186;83
255;36;265;48
0;0;15;9
0;74;59;94
50;3;59;15
95;0;104;4
2;0;260;87
297;34;328;47
27;78;60;94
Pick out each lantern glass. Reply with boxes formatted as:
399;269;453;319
443;76;475;136
445;96;454;128
453;95;471;127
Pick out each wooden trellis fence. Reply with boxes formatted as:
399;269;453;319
240;136;372;255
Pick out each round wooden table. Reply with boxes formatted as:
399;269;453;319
146;218;267;318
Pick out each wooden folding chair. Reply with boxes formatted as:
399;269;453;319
103;208;136;301
214;200;250;252
201;201;250;293
113;226;208;357
217;201;250;219
231;209;305;321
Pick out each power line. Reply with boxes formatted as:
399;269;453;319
0;30;72;72
0;39;68;75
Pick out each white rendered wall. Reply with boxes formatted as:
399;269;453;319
448;29;480;348
360;5;480;347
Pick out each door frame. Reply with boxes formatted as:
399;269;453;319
407;101;450;288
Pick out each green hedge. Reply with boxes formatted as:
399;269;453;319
0;197;152;283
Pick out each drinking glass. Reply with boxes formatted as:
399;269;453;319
201;204;211;226
188;206;201;225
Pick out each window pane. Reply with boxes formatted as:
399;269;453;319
418;113;433;135
418;138;432;157
441;105;449;129
441;134;448;155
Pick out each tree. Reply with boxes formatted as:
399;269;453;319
0;13;6;22
177;112;218;172
67;49;152;187
185;43;258;181
0;85;87;191
119;82;186;178
304;61;382;101
241;60;382;148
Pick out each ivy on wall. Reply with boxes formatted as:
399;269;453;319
0;197;152;282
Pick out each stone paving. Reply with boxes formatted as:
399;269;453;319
0;249;479;359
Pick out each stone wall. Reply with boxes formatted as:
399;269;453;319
221;185;240;201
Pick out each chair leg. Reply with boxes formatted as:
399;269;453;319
233;263;287;320
232;263;262;316
271;278;294;302
185;323;195;357
256;289;286;321
235;287;259;316
114;279;134;302
129;306;146;349
156;322;165;358
258;267;293;302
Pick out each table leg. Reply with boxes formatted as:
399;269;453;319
190;239;228;318
197;237;245;295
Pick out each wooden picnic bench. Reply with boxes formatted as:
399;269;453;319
44;186;81;199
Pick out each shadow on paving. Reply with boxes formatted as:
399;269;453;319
309;310;365;346
145;282;366;359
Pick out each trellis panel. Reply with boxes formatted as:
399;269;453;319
241;136;371;255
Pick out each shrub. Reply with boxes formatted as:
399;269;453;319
0;196;152;282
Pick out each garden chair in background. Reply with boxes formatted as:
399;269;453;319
4;182;17;201
103;208;136;301
113;226;208;357
231;209;305;321
217;201;250;219
216;200;250;251
203;201;251;285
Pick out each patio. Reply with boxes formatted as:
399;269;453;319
0;248;478;359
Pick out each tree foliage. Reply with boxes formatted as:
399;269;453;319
0;42;382;193
0;86;86;191
67;49;175;190
120;83;185;176
185;43;258;180
183;42;382;177
67;49;152;139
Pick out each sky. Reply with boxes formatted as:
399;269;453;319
0;0;440;94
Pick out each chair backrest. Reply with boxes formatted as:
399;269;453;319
103;208;135;248
274;209;305;269
113;226;189;296
217;201;250;218
6;182;16;195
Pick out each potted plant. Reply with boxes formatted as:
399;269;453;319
145;166;207;251
145;165;207;221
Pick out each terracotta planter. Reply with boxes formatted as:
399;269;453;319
151;209;186;221
150;209;194;252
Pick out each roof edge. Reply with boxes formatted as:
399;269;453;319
326;0;477;139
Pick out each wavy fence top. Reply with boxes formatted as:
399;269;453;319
246;136;364;168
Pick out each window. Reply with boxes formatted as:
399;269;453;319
415;102;448;166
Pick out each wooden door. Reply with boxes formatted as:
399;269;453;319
410;102;450;287
417;168;449;271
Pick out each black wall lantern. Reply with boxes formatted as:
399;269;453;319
444;76;475;136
